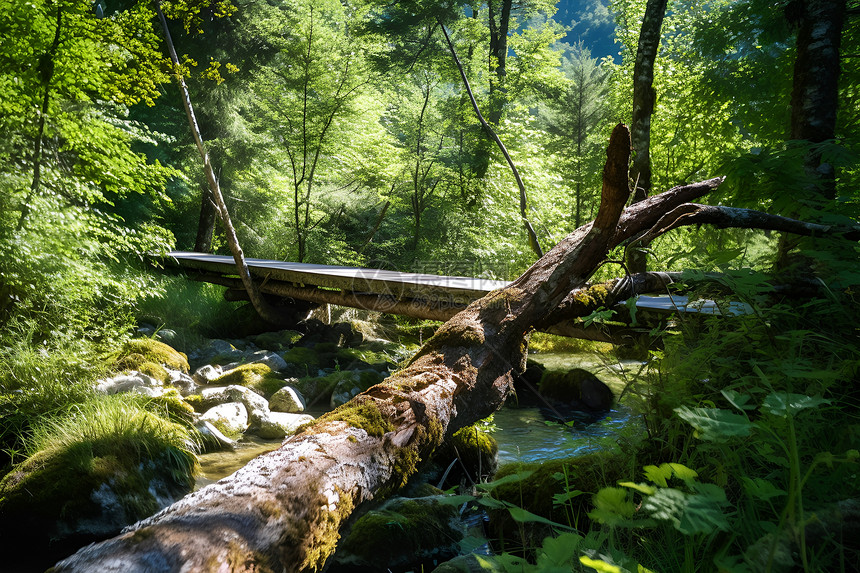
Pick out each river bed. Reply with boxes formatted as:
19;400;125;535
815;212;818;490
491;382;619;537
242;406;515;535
196;351;646;487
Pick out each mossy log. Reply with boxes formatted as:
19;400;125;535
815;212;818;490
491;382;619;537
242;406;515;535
52;125;729;572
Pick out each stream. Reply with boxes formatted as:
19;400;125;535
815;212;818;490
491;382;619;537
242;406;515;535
195;351;646;487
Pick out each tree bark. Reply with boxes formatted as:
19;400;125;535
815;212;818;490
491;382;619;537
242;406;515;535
787;0;846;200
193;185;217;253
626;0;667;275
156;2;285;325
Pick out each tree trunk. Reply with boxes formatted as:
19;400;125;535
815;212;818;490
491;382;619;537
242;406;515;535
193;185;217;253
51;125;727;573
788;0;846;200
626;0;667;274
156;2;285;325
776;0;846;268
439;22;543;258
16;0;63;232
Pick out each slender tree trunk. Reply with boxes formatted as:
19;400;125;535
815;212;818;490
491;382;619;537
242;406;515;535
156;2;284;324
439;22;543;258
193;185;216;253
17;1;63;232
626;0;667;274
777;0;847;268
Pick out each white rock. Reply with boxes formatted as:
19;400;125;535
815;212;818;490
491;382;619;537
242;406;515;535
193;364;222;384
95;373;161;395
248;350;288;372
167;369;197;396
199;385;269;419
200;402;249;434
250;411;314;440
269;386;306;413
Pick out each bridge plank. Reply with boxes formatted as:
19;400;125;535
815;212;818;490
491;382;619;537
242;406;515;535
165;251;751;316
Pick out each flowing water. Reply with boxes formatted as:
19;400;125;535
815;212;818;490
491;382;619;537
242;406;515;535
195;352;645;486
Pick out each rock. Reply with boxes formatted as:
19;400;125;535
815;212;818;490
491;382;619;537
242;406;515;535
167;369;197;396
252;329;303;351
193;364;222;384
200;402;249;437
329;370;386;408
188;339;244;367
119;338;189;373
198;385;269;419
213;362;273;386
282;346;322;375
154;328;178;343
195;420;237;452
0;397;197;563
249;411;314;440
95;373;162;395
248;349;288;372
131;385;167;398
269;385;306;413
536;368;614;422
329;495;466;573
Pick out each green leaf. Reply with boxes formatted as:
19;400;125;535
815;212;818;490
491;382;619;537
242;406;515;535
479;470;534;490
741;477;786;501
619;481;656;495
580;556;623;573
643;464;673;487
507;505;573;529
552;489;585;505
642;484;730;535
721;389;755;411
761;393;830;417
588;487;635;526
536;533;582;567
675;406;753;441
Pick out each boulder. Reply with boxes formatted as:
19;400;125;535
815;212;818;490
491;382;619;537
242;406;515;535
269;385;306;413
248;350;288;372
167;369;196;396
198;385;269;419
195;420;237;452
329;370;386;408
188;339;244;367
95;373;162;395
251;329;303;351
536;368;614;422
248;411;314;440
200;402;249;437
119;338;189;373
0;397;197;566
192;364;222;385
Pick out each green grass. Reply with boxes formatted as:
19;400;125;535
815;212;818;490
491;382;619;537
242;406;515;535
25;393;199;485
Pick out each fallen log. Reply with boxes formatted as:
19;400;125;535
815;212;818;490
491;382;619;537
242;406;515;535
54;124;856;572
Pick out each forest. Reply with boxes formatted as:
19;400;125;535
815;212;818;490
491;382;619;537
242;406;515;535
0;0;859;571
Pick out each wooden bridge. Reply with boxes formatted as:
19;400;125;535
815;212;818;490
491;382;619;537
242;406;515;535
165;251;750;342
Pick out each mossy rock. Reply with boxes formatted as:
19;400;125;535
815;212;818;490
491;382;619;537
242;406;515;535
538;368;614;413
283;346;322;373
487;452;629;553
433;425;499;487
252;329;303;351
335;347;396;371
330;370;387;408
0;400;197;558
213;363;272;386
147;388;196;424
184;393;205;413
119;338;189;373
137;361;170;383
247;375;289;399
330;496;464;573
